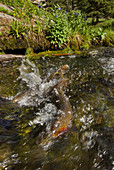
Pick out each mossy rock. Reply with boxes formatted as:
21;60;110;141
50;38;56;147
27;47;74;60
26;47;90;60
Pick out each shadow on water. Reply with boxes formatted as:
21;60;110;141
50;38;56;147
0;47;114;169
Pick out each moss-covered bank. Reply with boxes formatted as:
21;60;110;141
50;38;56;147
0;33;50;52
0;3;114;54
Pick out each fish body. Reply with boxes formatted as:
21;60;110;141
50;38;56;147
12;63;72;146
40;79;73;147
12;64;69;105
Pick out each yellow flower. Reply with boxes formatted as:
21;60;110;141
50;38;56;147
13;13;15;16
22;12;24;15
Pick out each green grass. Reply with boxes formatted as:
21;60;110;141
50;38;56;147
0;6;14;17
0;0;114;50
96;18;114;30
0;6;8;13
104;29;114;46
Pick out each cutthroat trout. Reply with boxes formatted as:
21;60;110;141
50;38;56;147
12;64;69;105
13;63;72;146
50;80;72;137
40;78;73;147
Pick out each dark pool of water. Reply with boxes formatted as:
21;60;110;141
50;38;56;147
0;47;114;169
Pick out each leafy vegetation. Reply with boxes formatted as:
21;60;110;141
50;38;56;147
0;0;114;51
44;5;70;48
46;0;114;21
9;20;28;38
76;0;114;23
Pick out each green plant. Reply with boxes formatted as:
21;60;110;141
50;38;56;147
68;11;88;34
9;19;28;38
90;27;107;44
45;5;70;48
105;29;114;45
0;6;8;13
2;0;37;19
76;0;114;23
96;18;114;30
34;20;42;34
1;0;113;50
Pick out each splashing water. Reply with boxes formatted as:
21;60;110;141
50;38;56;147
13;59;72;141
13;59;64;106
19;59;42;88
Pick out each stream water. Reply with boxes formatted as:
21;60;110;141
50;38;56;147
0;47;114;170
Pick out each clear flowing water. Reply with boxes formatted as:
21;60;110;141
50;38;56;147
0;47;114;170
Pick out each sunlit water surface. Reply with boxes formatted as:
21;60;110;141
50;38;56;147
0;47;114;170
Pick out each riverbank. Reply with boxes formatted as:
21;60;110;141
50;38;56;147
0;2;114;55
